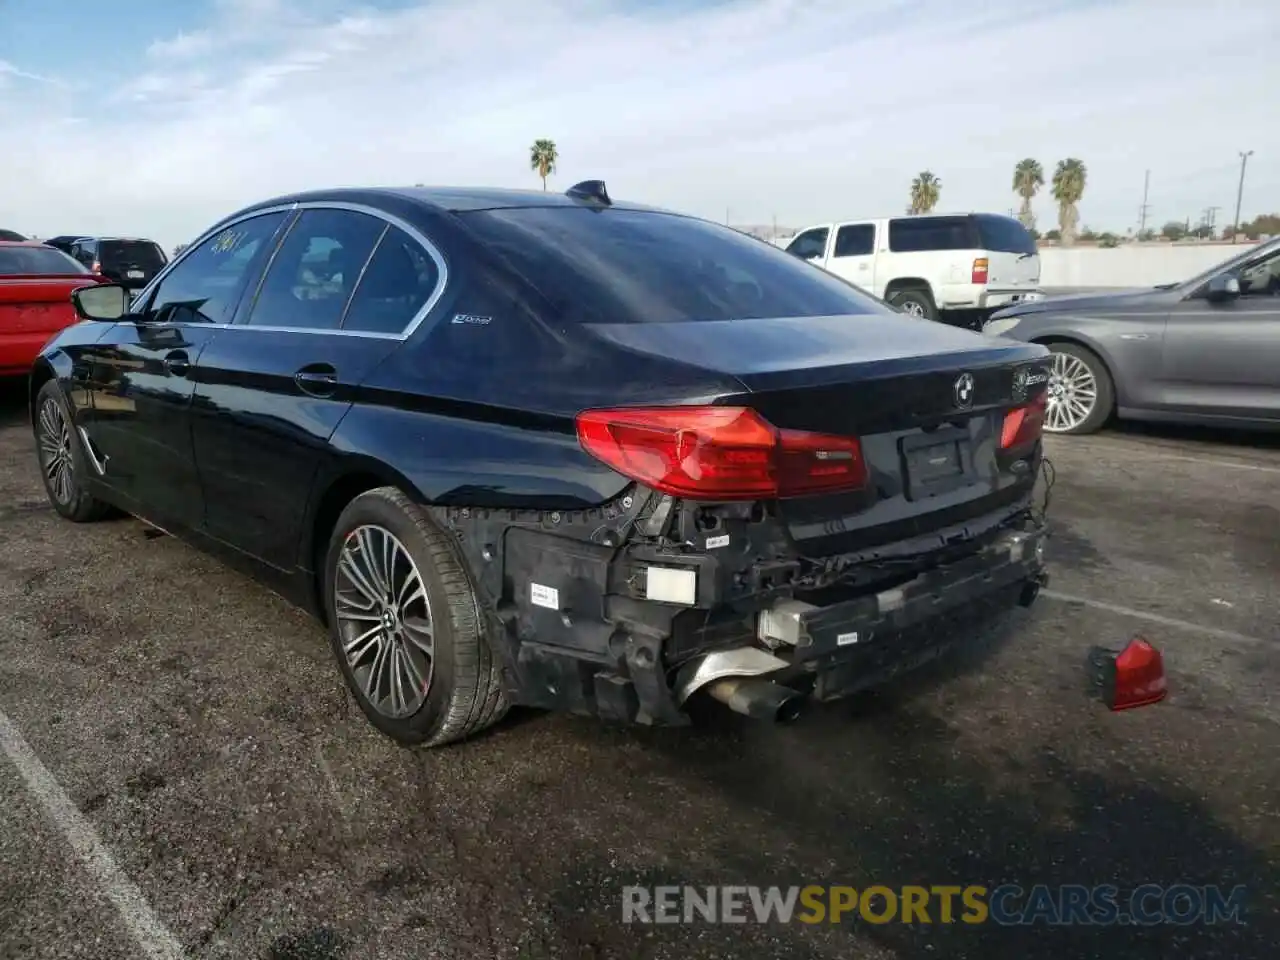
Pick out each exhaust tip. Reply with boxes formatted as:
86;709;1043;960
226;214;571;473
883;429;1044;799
775;693;805;724
705;676;807;723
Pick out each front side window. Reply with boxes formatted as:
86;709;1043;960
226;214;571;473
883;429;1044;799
459;208;882;324
1234;247;1280;297
785;227;830;261
142;212;287;325
243;209;386;330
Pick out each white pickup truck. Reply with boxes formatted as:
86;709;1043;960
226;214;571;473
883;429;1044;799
779;212;1043;324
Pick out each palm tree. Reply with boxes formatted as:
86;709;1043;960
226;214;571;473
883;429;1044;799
909;171;941;214
529;139;558;192
1051;158;1087;245
1012;158;1044;230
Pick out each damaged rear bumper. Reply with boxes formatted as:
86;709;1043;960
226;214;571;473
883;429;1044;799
485;512;1049;727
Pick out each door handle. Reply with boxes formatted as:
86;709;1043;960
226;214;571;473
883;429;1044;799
294;363;338;398
164;350;190;377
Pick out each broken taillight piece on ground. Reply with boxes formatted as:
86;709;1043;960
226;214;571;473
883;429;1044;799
1087;636;1168;710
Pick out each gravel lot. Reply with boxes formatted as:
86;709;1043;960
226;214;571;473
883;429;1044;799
1;378;1276;960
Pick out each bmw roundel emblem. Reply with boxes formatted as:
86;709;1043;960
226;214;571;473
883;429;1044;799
954;372;976;409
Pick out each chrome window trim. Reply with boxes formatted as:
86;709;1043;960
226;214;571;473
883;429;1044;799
132;200;450;341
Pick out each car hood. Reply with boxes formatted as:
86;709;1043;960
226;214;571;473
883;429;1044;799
992;286;1175;319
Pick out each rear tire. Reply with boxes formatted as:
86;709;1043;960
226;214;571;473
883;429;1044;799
889;287;937;321
33;380;113;523
1043;342;1114;436
322;486;509;747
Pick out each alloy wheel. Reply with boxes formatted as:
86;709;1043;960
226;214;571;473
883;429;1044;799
333;524;435;719
899;300;926;317
1045;351;1098;433
38;399;76;505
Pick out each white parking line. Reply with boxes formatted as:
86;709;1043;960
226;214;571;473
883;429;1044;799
0;710;186;960
1042;590;1271;646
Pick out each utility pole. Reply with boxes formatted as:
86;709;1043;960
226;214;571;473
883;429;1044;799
1231;150;1253;243
1138;169;1150;236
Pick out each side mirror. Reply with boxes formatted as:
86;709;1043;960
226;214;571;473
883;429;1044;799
71;282;129;322
1205;274;1240;303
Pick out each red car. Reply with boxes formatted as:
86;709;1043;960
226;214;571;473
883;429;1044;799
0;241;106;377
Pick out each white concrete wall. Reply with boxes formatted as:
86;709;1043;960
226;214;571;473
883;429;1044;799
1036;243;1259;289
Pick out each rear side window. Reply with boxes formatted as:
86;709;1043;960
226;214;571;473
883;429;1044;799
974;214;1038;255
833;224;875;258
0;246;89;276
462;208;879;324
343;225;440;334
244;209;385;330
888;216;976;253
99;240;167;272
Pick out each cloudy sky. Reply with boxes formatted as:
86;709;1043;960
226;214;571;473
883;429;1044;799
1;0;1277;248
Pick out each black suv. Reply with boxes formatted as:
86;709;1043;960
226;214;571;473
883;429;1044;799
68;237;168;291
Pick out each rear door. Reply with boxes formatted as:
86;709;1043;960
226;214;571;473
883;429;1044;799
972;214;1040;290
1159;246;1280;422
826;222;877;293
190;205;442;569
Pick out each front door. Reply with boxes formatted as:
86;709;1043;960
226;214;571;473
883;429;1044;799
83;211;290;527
1160;245;1280;422
192;206;441;570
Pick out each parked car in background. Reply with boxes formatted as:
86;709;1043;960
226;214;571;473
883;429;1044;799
0;229;27;242
983;235;1280;434
32;182;1051;748
0;241;105;378
68;236;168;294
43;235;91;255
783;213;1043;325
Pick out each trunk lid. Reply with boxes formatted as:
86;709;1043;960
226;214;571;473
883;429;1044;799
585;313;1050;555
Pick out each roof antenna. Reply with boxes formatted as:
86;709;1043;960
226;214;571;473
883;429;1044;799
566;180;612;206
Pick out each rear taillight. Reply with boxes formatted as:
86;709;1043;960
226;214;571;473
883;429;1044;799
1000;391;1047;449
971;257;989;285
575;405;867;501
90;261;102;274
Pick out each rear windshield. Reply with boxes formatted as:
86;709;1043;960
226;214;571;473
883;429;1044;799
974;214;1038;255
458;207;882;324
99;240;167;271
0;245;90;276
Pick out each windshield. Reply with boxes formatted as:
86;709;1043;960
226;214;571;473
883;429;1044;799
458;206;884;323
0;245;90;276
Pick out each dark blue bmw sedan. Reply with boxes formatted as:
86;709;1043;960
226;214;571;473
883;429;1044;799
30;181;1052;747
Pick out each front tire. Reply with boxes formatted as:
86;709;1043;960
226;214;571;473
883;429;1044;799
33;380;113;522
322;486;509;747
1044;343;1114;435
